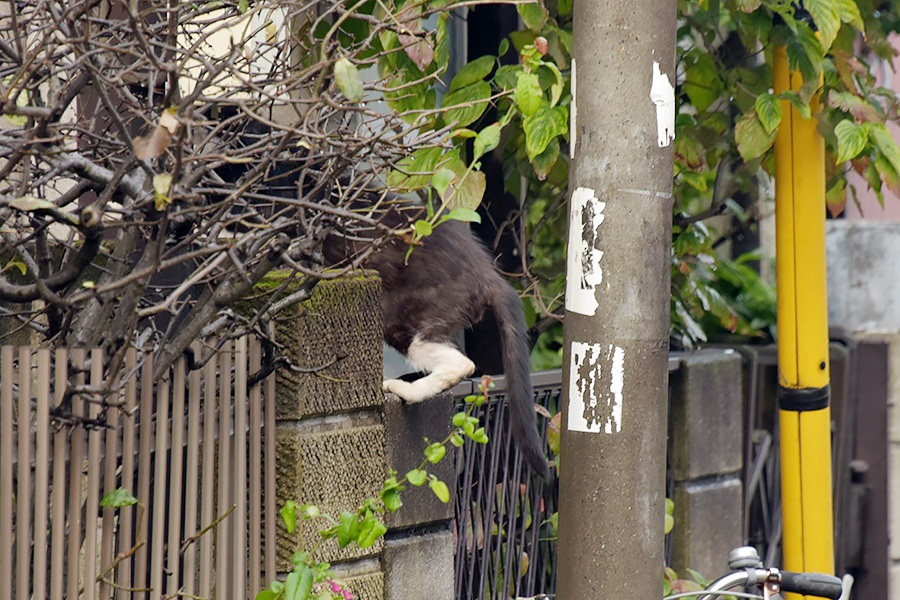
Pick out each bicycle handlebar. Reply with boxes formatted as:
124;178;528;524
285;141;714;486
698;568;844;600
779;571;843;599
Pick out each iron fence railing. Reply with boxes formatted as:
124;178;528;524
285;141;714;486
453;343;861;600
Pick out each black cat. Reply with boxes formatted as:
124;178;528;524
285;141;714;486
324;199;550;479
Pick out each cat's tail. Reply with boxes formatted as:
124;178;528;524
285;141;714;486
489;279;551;480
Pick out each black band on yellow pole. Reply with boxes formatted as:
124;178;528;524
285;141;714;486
777;385;830;412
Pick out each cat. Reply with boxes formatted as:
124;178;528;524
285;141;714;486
324;197;551;479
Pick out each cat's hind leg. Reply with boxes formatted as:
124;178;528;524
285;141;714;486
383;337;475;403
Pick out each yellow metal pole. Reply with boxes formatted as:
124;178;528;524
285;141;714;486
772;44;835;592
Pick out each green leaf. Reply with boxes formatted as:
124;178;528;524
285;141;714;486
441;81;492;128
237;0;249;13
754;93;782;135
864;160;884;205
827;90;883;123
429;478;450;503
834;120;868;163
805;0;841;51
531;138;560;181
541;61;565;107
665;497;675;516
517;0;548;31
469;427;489;444
432;168;455;198
680;170;708;192
473;123;501;160
437;153;486;210
281;501;298;534
734;108;777;162
785;23;823;84
778;91;812;120
452;412;467;427
735;0;760;11
684;52;723;113
523;104;568;160
834;0;864;32
869;123;900;174
286;565;314;600
515;73;543;117
450;433;465;447
255;591;277;600
100;488;138;508
387;147;443;191
425;442;447;463
664;513;675;535
334;57;363;103
874;151;900;196
413;220;433;237
443;208;481;223
493;65;521;90
357;513;387;548
449;55;495;93
406;468;428;486
382;489;403;512
337;511;359;548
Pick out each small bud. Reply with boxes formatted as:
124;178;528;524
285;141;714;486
534;36;548;56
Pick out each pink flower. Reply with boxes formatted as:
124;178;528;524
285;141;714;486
326;579;353;599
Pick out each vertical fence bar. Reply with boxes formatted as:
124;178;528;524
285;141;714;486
134;354;154;594
99;353;121;600
33;349;51;600
183;343;202;598
83;349;105;600
17;347;32;600
150;373;170;600
167;357;186;596
118;348;138;600
199;349;217;599
216;342;232;599
265;327;277;582
50;349;67;600
66;349;86;600
249;336;262;594
0;347;14;600
234;336;248;598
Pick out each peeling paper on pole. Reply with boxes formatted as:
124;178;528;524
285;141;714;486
649;61;675;147
568;342;625;434
565;187;604;316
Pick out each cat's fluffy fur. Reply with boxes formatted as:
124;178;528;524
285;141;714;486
324;199;550;479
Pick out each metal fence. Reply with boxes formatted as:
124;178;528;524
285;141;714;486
453;344;865;600
0;337;277;600
452;371;561;600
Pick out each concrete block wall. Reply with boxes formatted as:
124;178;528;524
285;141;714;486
271;273;455;600
668;349;744;578
827;222;897;598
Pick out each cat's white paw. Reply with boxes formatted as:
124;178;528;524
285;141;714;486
383;378;426;403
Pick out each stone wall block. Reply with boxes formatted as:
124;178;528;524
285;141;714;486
275;416;386;568
670;350;743;480
383;530;455;600
670;477;743;577
275;273;383;419
383;392;456;529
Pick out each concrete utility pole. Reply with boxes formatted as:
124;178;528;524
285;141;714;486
556;0;675;597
